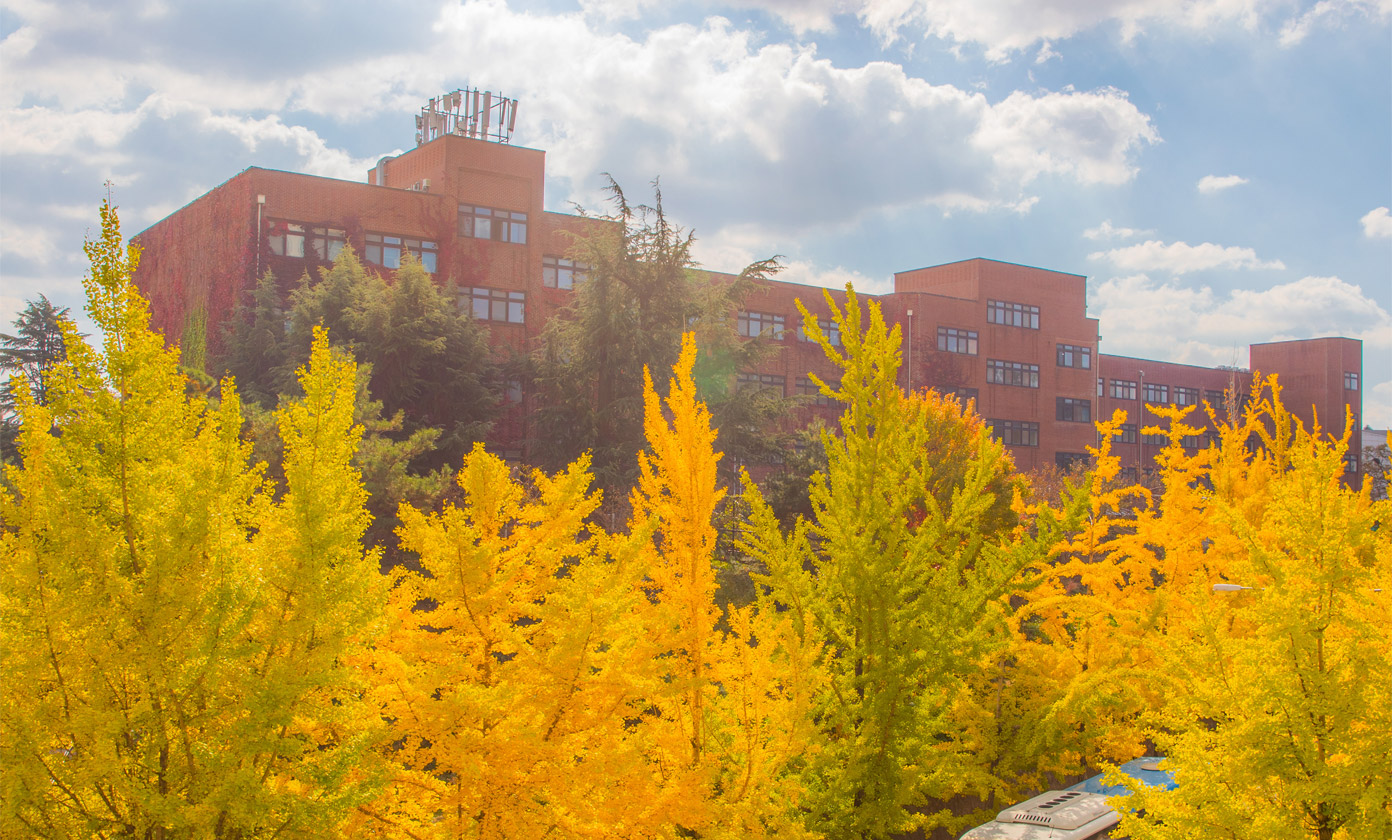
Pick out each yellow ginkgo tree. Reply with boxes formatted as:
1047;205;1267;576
1112;383;1392;840
626;333;819;839
0;202;385;837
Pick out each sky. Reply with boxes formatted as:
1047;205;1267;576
2;0;1390;425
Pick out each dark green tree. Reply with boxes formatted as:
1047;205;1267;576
220;270;293;405
530;177;784;501
1;295;78;463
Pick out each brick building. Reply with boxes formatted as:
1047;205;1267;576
132;92;1364;480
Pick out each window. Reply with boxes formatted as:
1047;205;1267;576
459;204;528;244
1118;423;1137;444
1056;452;1089;469
798;319;841;346
1345;452;1359;473
1181;435;1203;448
737;372;785;394
505;379;523;404
1057;398;1092;423
1110;379;1138;400
1204;389;1224;406
1057;343;1091;369
796;376;834;407
937;327;978;355
1142;383;1169;404
987;359;1040;388
988;419;1039;447
309;227;346;261
366;234;438;272
944;386;979;405
1142;431;1166;446
738;310;785;338
543;256;589;289
1175;387;1199;406
463;287;525;324
987;299;1039;329
1345;372;1359;391
267;221;306;257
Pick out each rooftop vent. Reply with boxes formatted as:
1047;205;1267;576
416;88;518;146
996;790;1117;832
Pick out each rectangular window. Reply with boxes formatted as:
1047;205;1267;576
462;287;525;324
798;319;841;346
1181;435;1203;448
459;204;528;244
1175;387;1199;406
1345;452;1358;473
737;372;785;394
542;256;590;289
795;376;834;407
987;419;1039;447
1204;389;1225;406
937;326;979;355
309;227;346;261
1142;432;1166;446
1118;423;1137;444
1142;383;1169;404
1345;372;1359;391
505;379;523;404
944;386;979;405
738;310;785;338
1110;379;1138;400
365;234;438;272
987;359;1040;388
1056;452;1089;470
1057;343;1092;369
267;221;306;257
987;299;1040;329
1057;397;1092;423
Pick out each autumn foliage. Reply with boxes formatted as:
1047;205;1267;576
2;204;1387;839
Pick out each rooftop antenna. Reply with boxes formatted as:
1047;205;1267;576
417;87;518;146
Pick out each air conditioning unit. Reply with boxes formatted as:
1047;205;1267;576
960;790;1119;839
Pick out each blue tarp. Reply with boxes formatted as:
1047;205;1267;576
1067;756;1177;797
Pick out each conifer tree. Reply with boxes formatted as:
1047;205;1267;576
0;202;384;836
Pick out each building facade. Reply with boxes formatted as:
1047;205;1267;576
133;98;1364;480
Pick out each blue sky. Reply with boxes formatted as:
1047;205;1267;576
2;0;1389;425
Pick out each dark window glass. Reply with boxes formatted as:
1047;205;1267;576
937;327;979;355
987;359;1040;388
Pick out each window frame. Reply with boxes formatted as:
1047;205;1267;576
987;419;1040;447
937;326;979;355
1142;382;1169;404
987;359;1040;388
737;310;786;339
1056;343;1092;369
986;299;1040;329
737;372;786;394
1109;379;1138;400
1057;397;1092;423
462;286;526;324
542;255;590;290
1345;371;1359;391
459;204;528;244
1175;386;1199;407
798;319;841;347
267;220;307;258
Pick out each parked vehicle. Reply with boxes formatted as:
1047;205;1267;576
958;757;1176;839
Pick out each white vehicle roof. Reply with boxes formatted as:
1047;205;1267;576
958;790;1119;840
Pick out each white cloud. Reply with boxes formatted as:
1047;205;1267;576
0;219;62;266
1089;239;1285;274
1197;174;1249;193
1279;0;1392;46
1361;206;1392;238
1091;273;1392;370
1083;220;1151;240
1367;380;1392;431
731;0;1392;57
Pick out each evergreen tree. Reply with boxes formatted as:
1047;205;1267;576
530;177;782;501
1;295;77;463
